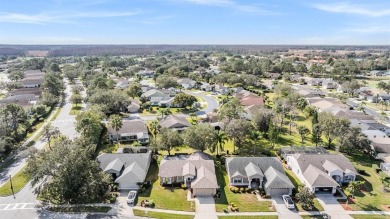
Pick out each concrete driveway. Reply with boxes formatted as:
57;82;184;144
316;194;352;219
195;196;217;219
272;197;302;219
116;191;134;218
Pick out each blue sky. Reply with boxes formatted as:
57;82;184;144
0;0;389;45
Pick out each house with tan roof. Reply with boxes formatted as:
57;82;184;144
158;152;218;197
107;119;149;144
287;154;357;194
159;115;191;131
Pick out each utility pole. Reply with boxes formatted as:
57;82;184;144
10;175;15;198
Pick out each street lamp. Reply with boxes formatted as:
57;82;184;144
10;174;15;198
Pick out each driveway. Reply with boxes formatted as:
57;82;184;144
184;91;219;116
272;197;302;219
195;196;217;219
116;191;134;218
316;194;352;219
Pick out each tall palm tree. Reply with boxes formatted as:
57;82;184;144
109;115;123;142
149;120;161;143
211;130;228;155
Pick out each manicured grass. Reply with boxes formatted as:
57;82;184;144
341;153;390;211
137;161;194;211
52;106;62;120
0;165;30;196
133;209;194;219
218;216;278;219
69;104;82;115
47;206;111;213
214;161;275;212
26;119;45;138
351;215;390;219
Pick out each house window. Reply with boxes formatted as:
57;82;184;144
163;178;172;184
233;178;243;184
177;176;183;182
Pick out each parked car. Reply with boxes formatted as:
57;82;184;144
127;190;138;204
282;195;294;209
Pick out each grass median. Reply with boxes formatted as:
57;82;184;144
0;165;30;196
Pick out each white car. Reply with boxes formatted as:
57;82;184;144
127;190;138;204
282;195;295;209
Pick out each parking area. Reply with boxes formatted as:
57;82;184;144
272;197;302;219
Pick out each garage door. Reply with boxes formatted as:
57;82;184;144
193;188;216;197
315;187;333;193
269;188;290;196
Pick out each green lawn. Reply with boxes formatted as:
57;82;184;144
218;216;278;219
0;165;30;196
137;161;194;212
351;215;390;219
341;153;390;211
133;209;194;219
47;206;111;213
214;161;275;212
69;104;82;115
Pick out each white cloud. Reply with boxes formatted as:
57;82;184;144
0;10;145;24
183;0;278;15
311;2;390;17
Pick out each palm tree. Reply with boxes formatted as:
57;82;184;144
211;130;228;155
150;120;161;143
109;114;123;142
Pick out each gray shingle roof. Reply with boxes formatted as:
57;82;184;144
97;151;151;183
107;119;148;135
225;157;285;179
264;166;294;189
303;165;339;187
244;162;264;178
292;154;357;174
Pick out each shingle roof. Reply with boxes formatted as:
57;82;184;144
264;166;294;189
142;89;165;98
293;154;356;174
182;162;196;176
244;162;264;178
104;158;124;173
159;115;191;129
97;151;151;183
115;162;146;183
107;119;148;135
226;157;285;179
303;165;339;187
191;166;219;189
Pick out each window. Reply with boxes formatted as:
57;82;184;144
164;178;172;184
233;178;243;184
177;176;183;182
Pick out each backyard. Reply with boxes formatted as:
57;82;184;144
214;161;275;213
136;161;194;212
339;153;390;211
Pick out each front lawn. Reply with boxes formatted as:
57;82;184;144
137;161;194;212
0;165;30;196
69;104;82;115
214;161;275;212
351;215;390;219
133;209;194;219
340;153;390;211
218;216;278;219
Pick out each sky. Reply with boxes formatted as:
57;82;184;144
0;0;389;45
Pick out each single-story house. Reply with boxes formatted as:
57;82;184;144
141;89;167;100
287;154;357;194
97;150;151;190
370;70;386;77
363;129;390;155
200;82;213;92
177;78;196;89
159;115;191;131
322;80;338;89
20;77;43;88
107;119;149;144
137;69;154;78
226;157;294;196
127;99;140;113
159;151;218;197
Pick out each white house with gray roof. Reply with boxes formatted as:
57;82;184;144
158;151;218;197
287;154;357;194
225;157;294;196
97;150;151;190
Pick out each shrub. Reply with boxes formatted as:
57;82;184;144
239;188;244;193
357;169;366;175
